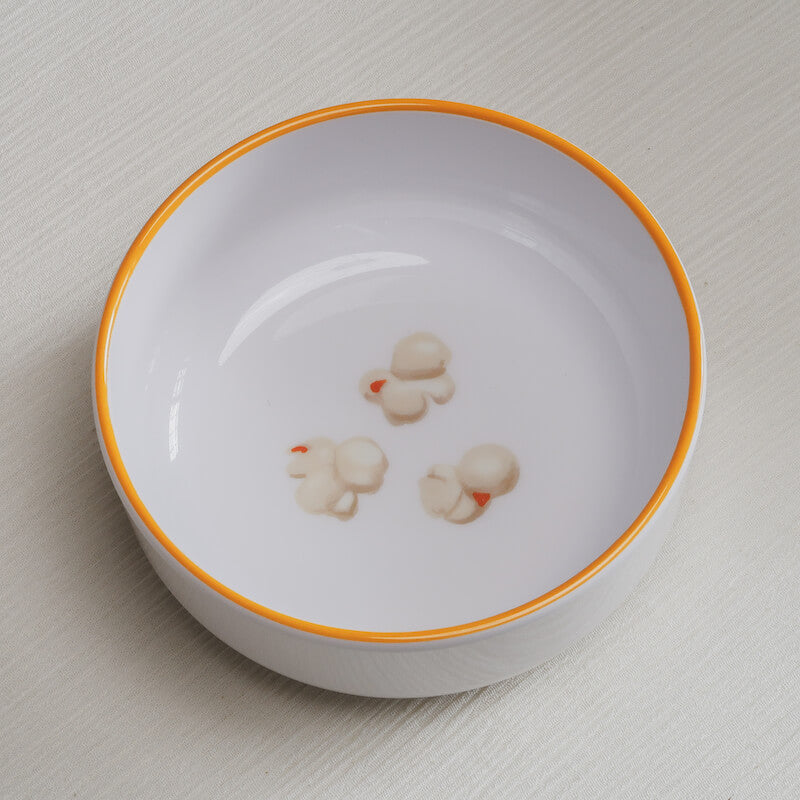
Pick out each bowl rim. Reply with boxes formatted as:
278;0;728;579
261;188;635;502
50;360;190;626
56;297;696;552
94;98;704;643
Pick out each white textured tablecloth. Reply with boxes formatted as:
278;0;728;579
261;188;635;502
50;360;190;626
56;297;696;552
2;1;798;797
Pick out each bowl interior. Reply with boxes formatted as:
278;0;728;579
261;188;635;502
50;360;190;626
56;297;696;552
105;110;690;632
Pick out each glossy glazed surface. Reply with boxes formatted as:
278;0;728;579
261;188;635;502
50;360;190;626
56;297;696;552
103;109;692;633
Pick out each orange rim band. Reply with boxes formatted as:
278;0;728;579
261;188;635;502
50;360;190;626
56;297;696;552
95;99;703;644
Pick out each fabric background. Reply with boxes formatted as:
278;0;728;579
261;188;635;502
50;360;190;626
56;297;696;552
2;1;798;797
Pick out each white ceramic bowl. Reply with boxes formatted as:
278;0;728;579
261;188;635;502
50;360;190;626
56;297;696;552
94;100;705;697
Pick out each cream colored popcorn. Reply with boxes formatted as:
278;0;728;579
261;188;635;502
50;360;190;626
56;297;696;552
419;444;519;524
287;437;388;520
360;332;455;425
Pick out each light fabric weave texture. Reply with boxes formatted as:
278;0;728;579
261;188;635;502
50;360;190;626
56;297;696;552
1;1;798;797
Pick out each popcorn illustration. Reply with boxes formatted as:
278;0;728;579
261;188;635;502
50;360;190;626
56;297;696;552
287;437;388;520
419;444;519;524
360;332;455;425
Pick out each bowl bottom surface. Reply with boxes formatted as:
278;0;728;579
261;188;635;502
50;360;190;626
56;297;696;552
117;197;681;632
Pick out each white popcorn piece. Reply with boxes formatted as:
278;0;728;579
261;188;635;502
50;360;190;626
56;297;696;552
419;444;519;524
360;332;455;425
287;437;388;520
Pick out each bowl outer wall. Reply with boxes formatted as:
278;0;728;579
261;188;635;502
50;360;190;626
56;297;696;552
92;100;706;695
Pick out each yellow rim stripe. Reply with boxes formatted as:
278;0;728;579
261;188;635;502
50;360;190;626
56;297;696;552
95;99;704;643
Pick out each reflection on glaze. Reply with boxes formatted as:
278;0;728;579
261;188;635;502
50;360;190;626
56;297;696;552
420;444;519;524
168;365;188;462
360;332;455;425
287;437;388;520
218;252;428;365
